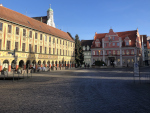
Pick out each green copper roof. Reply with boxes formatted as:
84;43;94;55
47;8;53;11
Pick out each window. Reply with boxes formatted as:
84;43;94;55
109;51;111;55
49;37;51;42
0;39;1;50
53;48;55;54
104;51;106;55
113;50;115;55
117;43;119;46
93;51;95;55
40;34;42;40
112;36;115;40
22;43;25;52
60;49;61;55
63;50;64;55
16;27;19;35
126;50;129;55
126;41;129;46
66;41;67;46
15;42;18;51
49;47;51;54
35;45;37;53
35;33;37;39
29;44;31;52
45;35;47;41
108;37;111;40
60;40;61;44
66;50;67;56
0;22;3;31
23;29;26;36
104;43;107;47
29;31;32;38
109;43;111;46
40;46;42;53
113;43;115;46
53;38;55;43
8;25;11;33
117;50;120;55
131;50;134;55
45;47;47;54
96;51;98;55
57;39;58;44
63;41;64;45
122;50;125;55
7;41;10;50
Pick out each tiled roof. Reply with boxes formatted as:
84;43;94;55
93;30;137;47
81;40;93;47
0;6;74;42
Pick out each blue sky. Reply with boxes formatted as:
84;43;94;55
1;0;150;40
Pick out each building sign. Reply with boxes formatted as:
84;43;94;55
134;63;139;76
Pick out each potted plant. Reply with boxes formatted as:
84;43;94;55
2;67;8;75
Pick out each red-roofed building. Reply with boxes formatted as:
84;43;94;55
91;29;142;67
0;4;75;72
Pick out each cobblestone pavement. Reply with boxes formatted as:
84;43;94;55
0;67;150;113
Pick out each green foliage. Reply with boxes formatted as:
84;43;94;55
94;61;107;66
17;67;22;70
3;68;7;71
75;34;84;65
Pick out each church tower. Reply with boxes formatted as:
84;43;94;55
47;5;55;28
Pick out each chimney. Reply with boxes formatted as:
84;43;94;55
0;4;3;6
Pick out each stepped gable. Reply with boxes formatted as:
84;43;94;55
0;6;74;42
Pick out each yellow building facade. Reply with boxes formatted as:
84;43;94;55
0;5;75;72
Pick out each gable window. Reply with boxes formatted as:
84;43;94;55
126;41;129;46
40;34;42;40
0;22;3;31
35;33;37;39
16;27;19;35
7;41;10;50
8;25;12;33
113;43;115;46
23;29;26;36
112;36;115;40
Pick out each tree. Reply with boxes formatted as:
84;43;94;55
75;34;84;66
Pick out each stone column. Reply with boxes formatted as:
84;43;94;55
8;65;11;72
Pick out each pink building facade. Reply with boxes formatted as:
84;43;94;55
91;29;142;67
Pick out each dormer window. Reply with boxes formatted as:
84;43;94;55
126;41;129;46
112;36;115;40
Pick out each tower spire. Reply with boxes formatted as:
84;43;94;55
49;4;51;8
